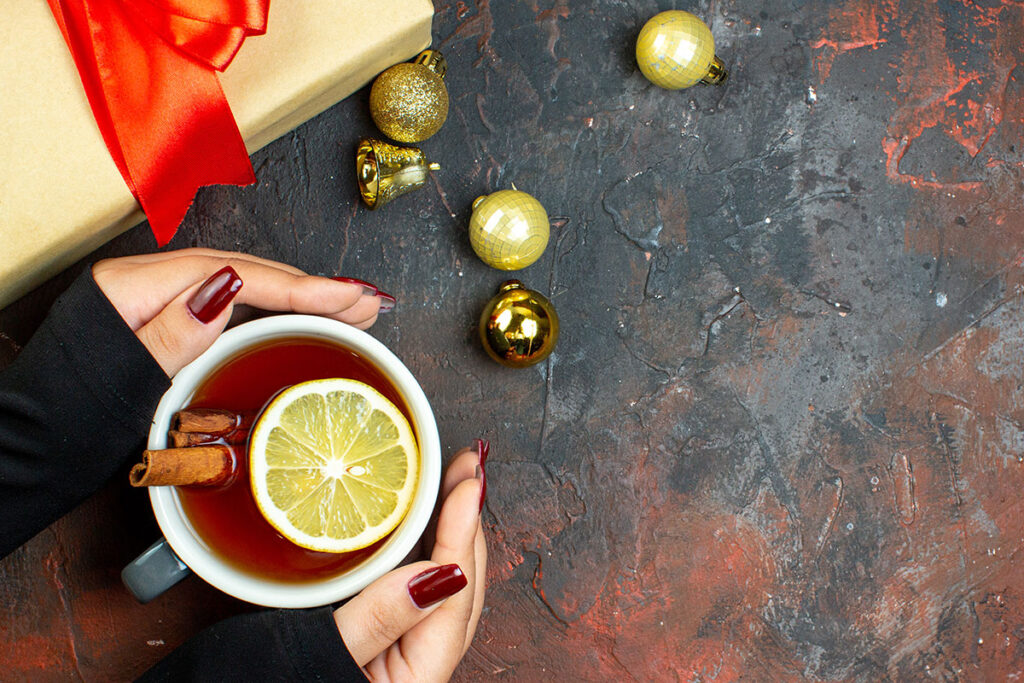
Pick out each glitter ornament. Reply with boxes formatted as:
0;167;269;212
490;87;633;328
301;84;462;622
636;10;728;89
479;281;559;368
369;50;449;143
469;189;549;271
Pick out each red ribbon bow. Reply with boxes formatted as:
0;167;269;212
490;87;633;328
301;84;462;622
47;0;269;245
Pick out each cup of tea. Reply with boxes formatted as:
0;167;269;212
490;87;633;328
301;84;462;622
121;314;441;608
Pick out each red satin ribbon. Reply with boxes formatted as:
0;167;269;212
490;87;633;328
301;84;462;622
47;0;269;245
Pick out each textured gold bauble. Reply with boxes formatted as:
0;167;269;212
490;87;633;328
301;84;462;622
636;10;728;89
469;189;549;271
370;50;449;143
479;281;559;368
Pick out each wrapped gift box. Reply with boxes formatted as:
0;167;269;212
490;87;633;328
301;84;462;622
0;0;434;308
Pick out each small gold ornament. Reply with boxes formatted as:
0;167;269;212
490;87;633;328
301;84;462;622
369;50;449;143
636;10;728;89
469;189;549;270
479;280;559;368
356;139;440;209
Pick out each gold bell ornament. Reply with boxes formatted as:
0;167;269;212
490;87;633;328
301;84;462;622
356;139;440;209
479;280;559;368
469;189;549;270
369;50;449;143
636;10;728;89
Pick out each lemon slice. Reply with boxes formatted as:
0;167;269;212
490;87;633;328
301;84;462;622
248;378;418;553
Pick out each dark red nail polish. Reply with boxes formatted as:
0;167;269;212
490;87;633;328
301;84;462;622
331;277;378;296
187;267;242;324
476;439;489;512
408;564;467;608
376;291;396;313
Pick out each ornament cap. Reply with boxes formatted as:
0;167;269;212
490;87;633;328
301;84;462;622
498;280;525;294
413;49;447;79
701;56;729;85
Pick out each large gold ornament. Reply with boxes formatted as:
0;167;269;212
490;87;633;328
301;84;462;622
636;10;728;89
479;280;559;368
369;50;449;143
356;139;440;209
469;189;549;271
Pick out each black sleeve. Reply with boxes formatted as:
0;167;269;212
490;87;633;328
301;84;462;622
0;269;366;681
138;607;367;682
0;269;170;558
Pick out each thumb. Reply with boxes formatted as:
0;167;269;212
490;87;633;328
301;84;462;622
136;266;243;376
333;560;468;667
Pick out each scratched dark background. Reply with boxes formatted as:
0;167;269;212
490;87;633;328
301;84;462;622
2;0;1024;679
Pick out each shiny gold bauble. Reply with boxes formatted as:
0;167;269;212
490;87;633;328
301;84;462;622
370;50;449;143
636;10;728;89
479;280;559;368
469;189;549;271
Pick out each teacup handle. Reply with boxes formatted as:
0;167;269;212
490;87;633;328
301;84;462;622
122;538;191;603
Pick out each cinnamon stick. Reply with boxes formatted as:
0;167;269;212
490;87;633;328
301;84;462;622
168;429;247;448
129;445;235;487
172;409;240;436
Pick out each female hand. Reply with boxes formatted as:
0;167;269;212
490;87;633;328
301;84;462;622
92;248;394;376
334;443;488;682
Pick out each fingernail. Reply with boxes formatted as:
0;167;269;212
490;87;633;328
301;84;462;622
476;439;489;512
376;291;396;313
408;563;467;608
331;277;378;296
188;266;243;324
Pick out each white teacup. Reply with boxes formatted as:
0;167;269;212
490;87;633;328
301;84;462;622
121;315;441;608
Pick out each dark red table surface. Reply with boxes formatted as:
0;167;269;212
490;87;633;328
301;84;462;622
2;1;1024;680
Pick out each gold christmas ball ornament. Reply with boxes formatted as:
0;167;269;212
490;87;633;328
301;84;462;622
369;50;449;143
356;138;440;209
636;10;728;89
469;189;550;270
479;281;559;368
